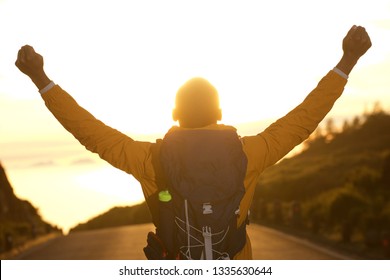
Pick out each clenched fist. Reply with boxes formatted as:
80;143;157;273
15;45;51;90
336;25;372;75
342;25;372;62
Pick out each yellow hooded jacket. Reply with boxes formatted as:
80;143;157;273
41;70;347;259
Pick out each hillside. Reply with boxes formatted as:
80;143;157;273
252;111;390;259
255;112;390;201
0;163;60;254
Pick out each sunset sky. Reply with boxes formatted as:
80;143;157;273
1;0;389;232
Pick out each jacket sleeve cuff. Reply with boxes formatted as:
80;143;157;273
332;67;348;80
39;81;56;94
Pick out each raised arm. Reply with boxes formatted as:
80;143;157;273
15;46;152;178
244;25;372;172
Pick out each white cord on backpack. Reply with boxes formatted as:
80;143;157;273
184;199;192;259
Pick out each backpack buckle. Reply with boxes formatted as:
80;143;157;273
203;203;213;214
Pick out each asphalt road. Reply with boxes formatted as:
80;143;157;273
11;223;350;260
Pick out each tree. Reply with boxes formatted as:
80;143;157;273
342;119;351;133
352;116;361;130
382;155;390;189
372;101;384;115
325;118;336;142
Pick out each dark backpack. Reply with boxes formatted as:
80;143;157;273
144;129;248;260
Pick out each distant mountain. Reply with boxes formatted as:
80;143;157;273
0;163;59;253
70;202;152;233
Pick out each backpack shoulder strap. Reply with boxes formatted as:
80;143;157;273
151;139;167;191
145;139;167;228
